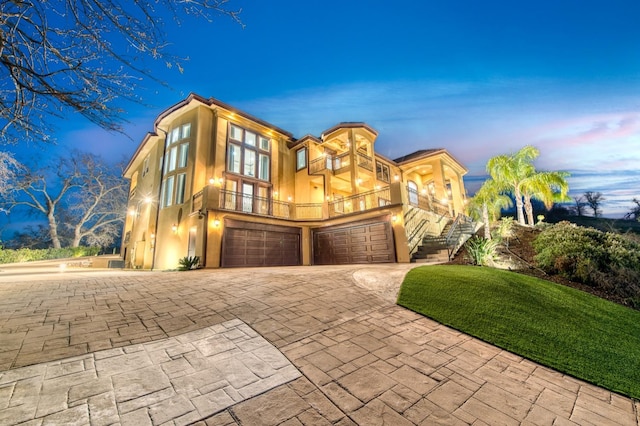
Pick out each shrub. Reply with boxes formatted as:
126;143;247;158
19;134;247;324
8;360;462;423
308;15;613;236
533;221;640;300
492;217;515;247
178;255;200;271
464;236;498;266
0;246;101;264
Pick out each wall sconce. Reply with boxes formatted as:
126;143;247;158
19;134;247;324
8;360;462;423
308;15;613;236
421;189;427;195
375;185;381;190
150;233;155;239
273;191;278;196
391;214;399;223
326;196;331;201
171;224;178;233
441;198;449;204
128;209;136;217
212;218;221;228
287;196;293;202
394;175;400;181
209;177;215;185
356;178;362;185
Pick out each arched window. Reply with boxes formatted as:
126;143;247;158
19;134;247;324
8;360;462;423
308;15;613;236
408;181;418;205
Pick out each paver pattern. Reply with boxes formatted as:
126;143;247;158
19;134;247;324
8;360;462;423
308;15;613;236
0;264;638;425
0;320;299;425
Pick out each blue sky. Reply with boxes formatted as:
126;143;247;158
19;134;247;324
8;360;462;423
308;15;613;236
11;0;640;219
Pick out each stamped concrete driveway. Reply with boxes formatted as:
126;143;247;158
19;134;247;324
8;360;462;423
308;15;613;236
0;264;638;425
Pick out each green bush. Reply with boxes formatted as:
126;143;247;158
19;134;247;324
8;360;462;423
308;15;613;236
0;247;101;264
464;236;498;266
533;221;640;304
178;255;200;271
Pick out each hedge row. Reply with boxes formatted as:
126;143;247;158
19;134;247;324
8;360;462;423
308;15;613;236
0;246;101;264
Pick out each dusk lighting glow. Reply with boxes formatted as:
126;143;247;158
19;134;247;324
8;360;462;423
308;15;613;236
3;1;639;242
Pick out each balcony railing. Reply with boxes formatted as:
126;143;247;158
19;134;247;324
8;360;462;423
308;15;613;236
219;189;323;220
308;152;374;175
357;152;373;171
407;188;450;217
192;190;204;213
328;187;391;217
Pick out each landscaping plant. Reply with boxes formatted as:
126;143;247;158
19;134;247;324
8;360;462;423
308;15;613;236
178;255;200;271
464;236;498;266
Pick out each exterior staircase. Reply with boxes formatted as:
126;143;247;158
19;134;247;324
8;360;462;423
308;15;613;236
411;216;476;263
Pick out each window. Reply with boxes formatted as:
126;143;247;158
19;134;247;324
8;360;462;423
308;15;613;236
226;124;270;181
244;150;256;177
376;162;390;183
161;122;192;208
142;156;150;177
259;154;269;181
175;173;186;205
259;136;270;151
296;147;307;171
161;175;175;208
178;143;189;168
408;181;418;205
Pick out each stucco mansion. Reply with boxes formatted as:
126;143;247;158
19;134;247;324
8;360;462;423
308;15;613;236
122;94;470;270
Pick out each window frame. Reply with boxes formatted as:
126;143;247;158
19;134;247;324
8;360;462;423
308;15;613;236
225;123;271;183
296;147;307;171
161;122;192;209
376;161;390;183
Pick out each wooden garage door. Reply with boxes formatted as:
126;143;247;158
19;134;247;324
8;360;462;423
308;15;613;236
313;218;395;265
222;220;301;268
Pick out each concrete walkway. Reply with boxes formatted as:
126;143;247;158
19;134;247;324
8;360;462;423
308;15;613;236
0;265;637;425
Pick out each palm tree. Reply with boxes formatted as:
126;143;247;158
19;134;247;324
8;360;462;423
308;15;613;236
469;179;513;239
486;145;538;226
521;171;570;225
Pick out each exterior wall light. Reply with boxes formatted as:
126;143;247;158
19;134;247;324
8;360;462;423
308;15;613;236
356;178;362;185
391;214;399;222
213;218;221;228
209;177;215;185
287;196;293;202
171;224;178;233
394;175;400;181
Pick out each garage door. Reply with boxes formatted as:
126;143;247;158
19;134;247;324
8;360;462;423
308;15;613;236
222;219;301;267
313;218;395;265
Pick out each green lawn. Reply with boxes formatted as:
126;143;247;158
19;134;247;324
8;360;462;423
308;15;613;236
397;265;640;399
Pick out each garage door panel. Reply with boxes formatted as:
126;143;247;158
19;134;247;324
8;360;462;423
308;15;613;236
312;219;395;265
222;221;301;268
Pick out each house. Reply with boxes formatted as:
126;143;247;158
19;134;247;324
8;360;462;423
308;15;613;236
121;94;470;270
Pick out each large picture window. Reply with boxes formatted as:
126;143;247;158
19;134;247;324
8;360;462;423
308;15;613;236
161;122;191;208
226;124;270;182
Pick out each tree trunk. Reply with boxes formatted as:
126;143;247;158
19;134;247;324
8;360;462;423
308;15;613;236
47;210;62;249
524;195;535;226
482;203;491;240
514;186;525;225
71;227;82;248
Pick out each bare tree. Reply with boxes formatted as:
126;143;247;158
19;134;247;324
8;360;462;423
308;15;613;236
0;151;22;200
584;191;605;218
65;156;128;247
624;198;640;221
0;0;242;144
1;152;127;248
571;195;587;216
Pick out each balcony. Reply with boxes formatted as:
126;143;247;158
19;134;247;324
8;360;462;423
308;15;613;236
328;187;391;217
407;187;450;217
192;183;452;224
307;152;373;175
